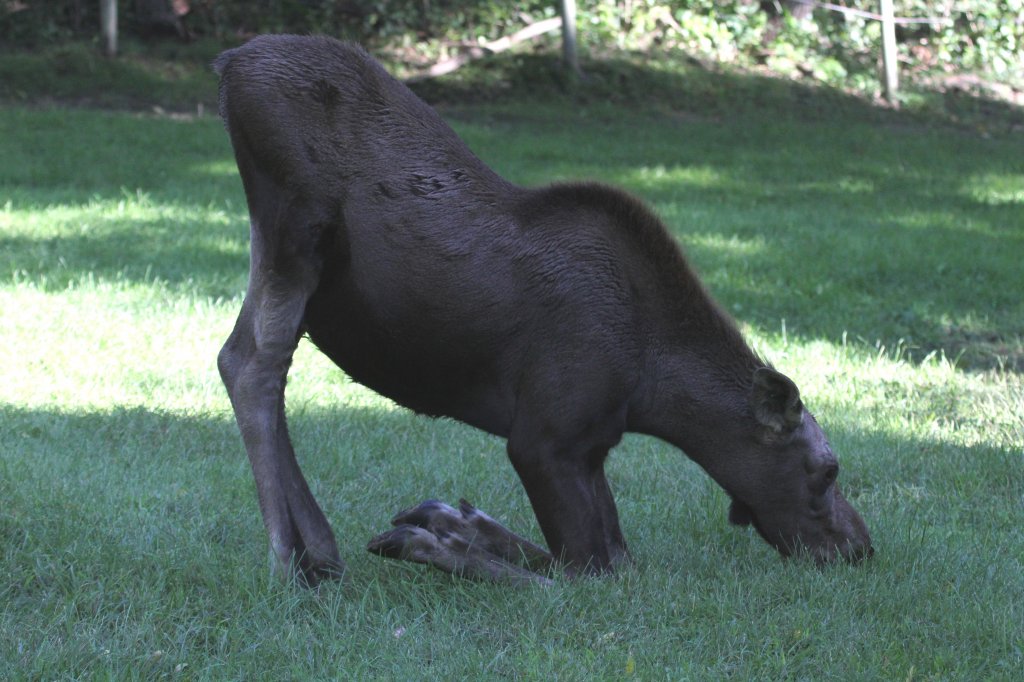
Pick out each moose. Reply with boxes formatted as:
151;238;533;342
213;35;872;586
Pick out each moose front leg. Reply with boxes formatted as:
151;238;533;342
367;500;554;585
220;291;345;586
218;190;344;587
511;458;630;575
504;426;630;576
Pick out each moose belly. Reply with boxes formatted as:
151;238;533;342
301;265;519;437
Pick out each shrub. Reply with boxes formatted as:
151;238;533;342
2;1;1020;87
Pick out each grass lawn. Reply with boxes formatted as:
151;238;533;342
1;52;1022;678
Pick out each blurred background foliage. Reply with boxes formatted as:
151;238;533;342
2;1;1021;96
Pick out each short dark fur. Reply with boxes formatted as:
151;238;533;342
214;35;871;585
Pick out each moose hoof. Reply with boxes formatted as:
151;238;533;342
367;499;553;585
366;524;440;564
299;558;347;588
272;548;347;588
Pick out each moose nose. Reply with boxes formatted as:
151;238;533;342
812;539;873;566
832;485;872;564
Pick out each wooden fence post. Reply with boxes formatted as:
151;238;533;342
559;0;581;77
99;0;118;57
880;0;898;103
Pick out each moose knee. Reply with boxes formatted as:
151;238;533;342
506;441;569;484
217;340;243;391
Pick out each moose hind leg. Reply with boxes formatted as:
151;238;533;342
367;500;554;585
219;196;344;586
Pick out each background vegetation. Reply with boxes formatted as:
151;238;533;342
3;1;1023;101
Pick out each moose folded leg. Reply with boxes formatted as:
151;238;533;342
367;500;554;585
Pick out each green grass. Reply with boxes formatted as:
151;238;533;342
1;64;1023;678
0;40;222;112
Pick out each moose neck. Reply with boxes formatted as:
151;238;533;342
629;293;766;480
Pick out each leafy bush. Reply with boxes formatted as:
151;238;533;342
812;1;1024;83
3;1;1021;88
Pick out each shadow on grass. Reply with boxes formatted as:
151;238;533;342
3;397;1020;678
0;400;522;589
3;399;1021;589
409;52;1024;133
0;40;222;112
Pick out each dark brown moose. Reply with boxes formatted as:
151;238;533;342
214;35;872;586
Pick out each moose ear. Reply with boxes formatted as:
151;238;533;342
750;367;804;435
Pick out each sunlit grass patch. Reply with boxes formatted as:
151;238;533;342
2;196;248;298
625;163;726;192
961;172;1024;207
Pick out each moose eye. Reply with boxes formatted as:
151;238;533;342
810;464;839;499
